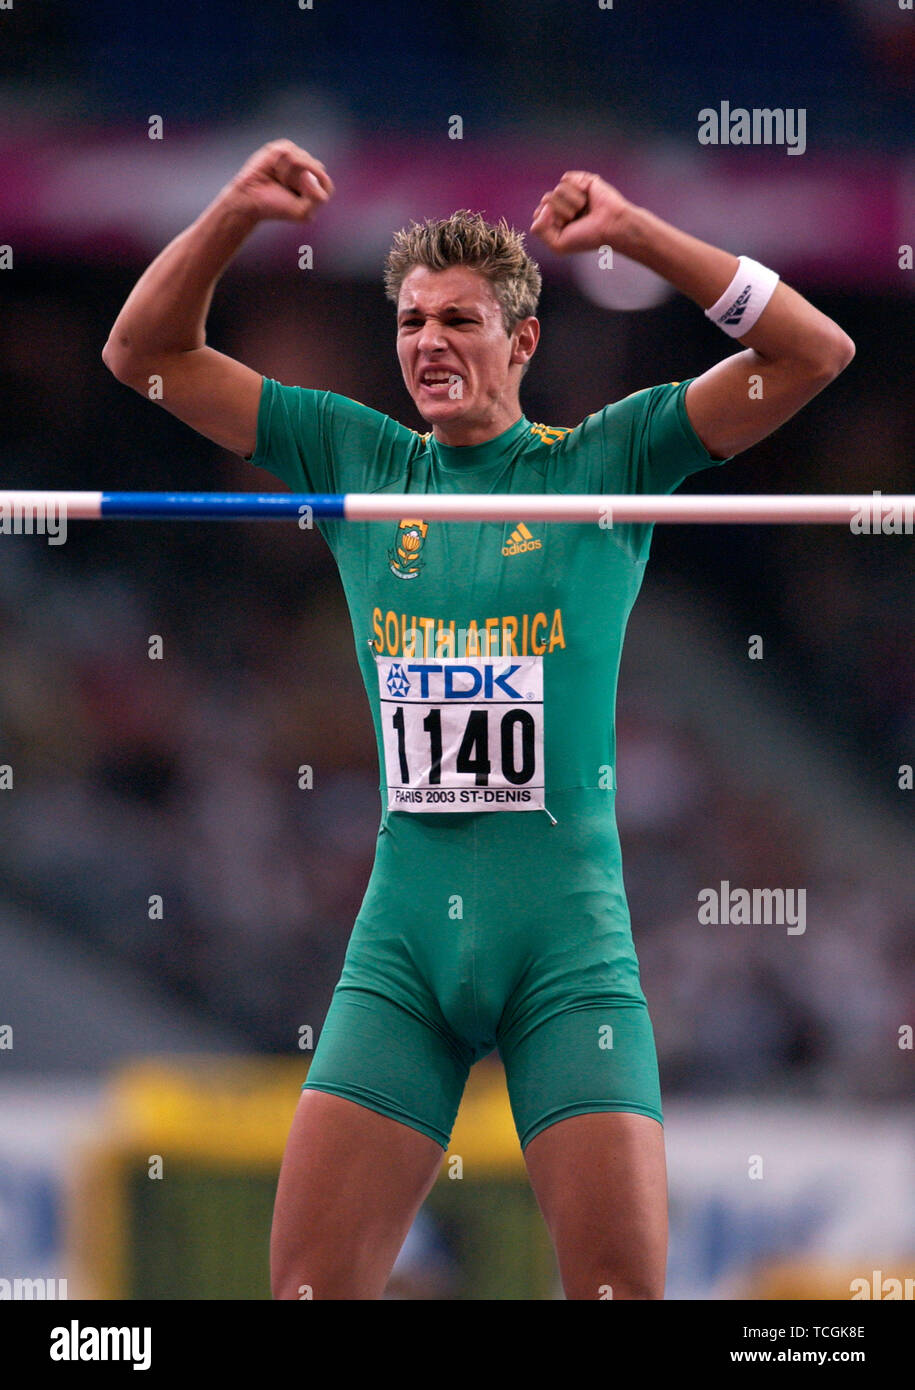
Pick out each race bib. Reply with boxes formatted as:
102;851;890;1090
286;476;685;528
376;653;545;812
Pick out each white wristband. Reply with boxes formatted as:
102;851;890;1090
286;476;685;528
704;256;779;337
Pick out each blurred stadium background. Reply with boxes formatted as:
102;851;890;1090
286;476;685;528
0;0;912;1299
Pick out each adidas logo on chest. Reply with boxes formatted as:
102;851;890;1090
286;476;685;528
502;523;542;557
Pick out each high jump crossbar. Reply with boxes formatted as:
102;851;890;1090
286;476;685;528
0;492;913;525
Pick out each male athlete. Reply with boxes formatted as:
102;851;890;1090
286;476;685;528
103;139;854;1299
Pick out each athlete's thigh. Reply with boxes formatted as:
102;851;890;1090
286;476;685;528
522;1110;668;1301
271;1089;445;1300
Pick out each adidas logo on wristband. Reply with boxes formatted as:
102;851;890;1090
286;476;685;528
721;284;753;325
705;258;779;338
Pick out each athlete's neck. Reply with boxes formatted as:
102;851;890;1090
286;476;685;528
431;403;523;449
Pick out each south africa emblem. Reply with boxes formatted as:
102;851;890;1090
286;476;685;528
388;518;428;580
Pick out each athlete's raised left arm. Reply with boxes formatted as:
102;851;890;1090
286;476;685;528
530;171;855;460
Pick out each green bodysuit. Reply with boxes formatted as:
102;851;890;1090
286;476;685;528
252;376;728;1149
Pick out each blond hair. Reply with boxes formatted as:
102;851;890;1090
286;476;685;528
383;210;542;337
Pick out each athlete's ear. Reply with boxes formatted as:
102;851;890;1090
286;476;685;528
511;316;539;368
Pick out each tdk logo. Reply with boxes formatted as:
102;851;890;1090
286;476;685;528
403;663;523;699
386;662;411;697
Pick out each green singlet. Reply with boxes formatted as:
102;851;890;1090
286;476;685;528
252;376;729;1149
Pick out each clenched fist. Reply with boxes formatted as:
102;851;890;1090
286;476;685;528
530;171;631;254
226;139;334;223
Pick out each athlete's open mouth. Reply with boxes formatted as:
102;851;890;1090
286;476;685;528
418;370;463;393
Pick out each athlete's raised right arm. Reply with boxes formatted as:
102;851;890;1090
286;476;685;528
102;140;334;457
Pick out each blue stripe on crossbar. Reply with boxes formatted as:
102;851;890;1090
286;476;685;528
100;493;346;519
